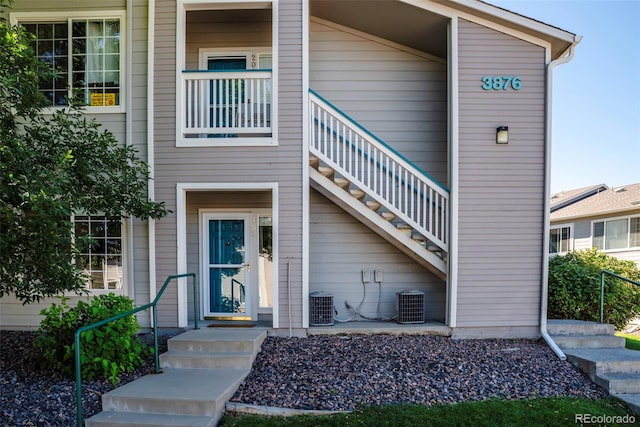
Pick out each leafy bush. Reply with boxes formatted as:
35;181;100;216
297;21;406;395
34;293;150;384
548;249;640;329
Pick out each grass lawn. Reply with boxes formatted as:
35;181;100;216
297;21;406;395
221;397;634;427
617;333;640;351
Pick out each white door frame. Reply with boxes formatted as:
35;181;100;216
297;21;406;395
176;183;279;328
200;212;253;319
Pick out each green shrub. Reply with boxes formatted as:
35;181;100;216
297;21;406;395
34;293;150;384
548;249;640;329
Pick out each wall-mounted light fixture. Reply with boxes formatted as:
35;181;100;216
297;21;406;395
496;126;509;144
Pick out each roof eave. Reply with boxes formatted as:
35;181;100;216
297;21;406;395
551;207;640;223
433;0;577;59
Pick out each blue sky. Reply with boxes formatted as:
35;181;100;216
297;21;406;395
488;0;640;194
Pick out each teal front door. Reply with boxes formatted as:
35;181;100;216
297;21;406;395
202;214;251;319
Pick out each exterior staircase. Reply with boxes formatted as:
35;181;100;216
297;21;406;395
86;328;267;427
548;320;640;414
308;90;449;279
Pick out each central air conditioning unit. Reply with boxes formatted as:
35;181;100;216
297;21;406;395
397;290;425;324
310;292;334;326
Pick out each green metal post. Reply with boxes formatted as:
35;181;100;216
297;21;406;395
600;271;605;324
194;274;200;330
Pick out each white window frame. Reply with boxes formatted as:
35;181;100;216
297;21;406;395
71;215;128;295
591;214;640;253
10;10;126;114
549;223;573;255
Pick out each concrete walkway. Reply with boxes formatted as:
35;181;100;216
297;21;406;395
85;328;267;427
548;319;640;414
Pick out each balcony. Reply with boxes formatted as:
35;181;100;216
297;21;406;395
180;70;272;144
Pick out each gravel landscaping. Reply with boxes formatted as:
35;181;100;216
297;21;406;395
231;335;607;410
2;330;607;426
0;330;176;427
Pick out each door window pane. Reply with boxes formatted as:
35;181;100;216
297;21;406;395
259;216;273;308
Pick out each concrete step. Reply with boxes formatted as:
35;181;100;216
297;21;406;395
160;350;254;369
547;319;615;336
597;373;640;394
100;368;249;417
564;348;640;376
86;411;216;427
167;328;266;353
551;334;626;349
615;394;640;415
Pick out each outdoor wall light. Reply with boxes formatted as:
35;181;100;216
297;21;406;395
496;126;509;144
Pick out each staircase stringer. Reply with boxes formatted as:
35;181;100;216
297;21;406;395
310;167;447;279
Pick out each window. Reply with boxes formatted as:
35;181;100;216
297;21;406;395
16;13;123;109
549;225;572;254
258;215;273;309
593;216;640;251
74;216;124;290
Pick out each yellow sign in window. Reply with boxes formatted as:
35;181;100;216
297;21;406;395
90;93;117;107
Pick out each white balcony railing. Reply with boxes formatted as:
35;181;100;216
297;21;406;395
309;90;449;252
181;70;272;140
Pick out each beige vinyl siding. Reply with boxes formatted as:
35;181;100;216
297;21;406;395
456;19;546;328
309;19;448;185
152;0;303;327
130;0;151;327
185;10;271;69
310;191;446;321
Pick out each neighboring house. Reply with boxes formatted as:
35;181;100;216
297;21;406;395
1;0;579;339
550;183;640;266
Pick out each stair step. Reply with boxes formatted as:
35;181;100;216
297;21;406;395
396;223;412;236
309;155;320;168
597;373;640;394
167;328;266;353
101;368;249;417
318;166;334;178
381;212;396;221
349;189;365;200
86;411;216;427
551;334;626;349
334;177;350;189
565;348;640;375
365;200;381;211
411;233;426;243
160;351;254;369
547;319;615;336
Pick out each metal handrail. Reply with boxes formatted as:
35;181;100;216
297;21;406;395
74;273;198;426
600;270;640;324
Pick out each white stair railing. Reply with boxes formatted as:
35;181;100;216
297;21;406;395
309;90;449;252
181;70;271;138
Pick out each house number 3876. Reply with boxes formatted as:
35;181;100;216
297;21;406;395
481;76;522;91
